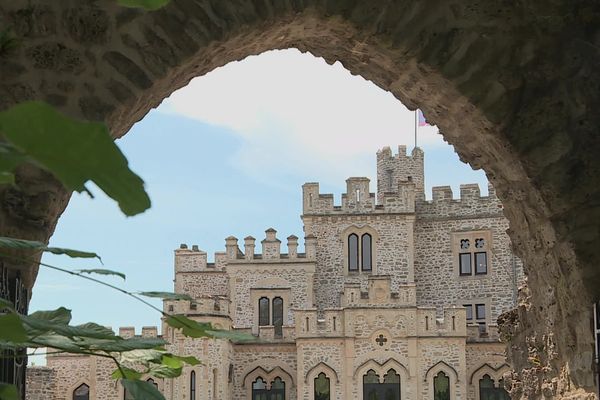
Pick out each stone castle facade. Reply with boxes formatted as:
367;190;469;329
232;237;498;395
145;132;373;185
27;146;524;400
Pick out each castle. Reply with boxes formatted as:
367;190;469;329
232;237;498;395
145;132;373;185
27;146;523;400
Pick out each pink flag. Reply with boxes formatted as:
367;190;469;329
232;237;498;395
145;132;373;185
418;109;429;126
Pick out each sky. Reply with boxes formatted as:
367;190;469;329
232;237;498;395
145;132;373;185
28;49;487;363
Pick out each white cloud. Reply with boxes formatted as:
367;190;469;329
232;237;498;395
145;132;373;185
159;49;443;188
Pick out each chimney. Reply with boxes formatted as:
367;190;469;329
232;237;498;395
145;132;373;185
287;235;298;259
262;228;281;259
244;236;256;260
305;234;317;260
225;236;239;260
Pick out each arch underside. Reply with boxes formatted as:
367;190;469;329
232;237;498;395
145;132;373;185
1;1;599;398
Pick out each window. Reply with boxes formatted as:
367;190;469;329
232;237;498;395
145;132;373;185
463;303;487;332
347;231;374;272
273;297;283;338
455;232;490;276
252;377;285;400
73;384;89;400
314;372;330;400
259;297;270;326
190;371;196;400
348;234;359;271
479;374;510;400
361;234;372;271
433;371;450;400
362;369;400;400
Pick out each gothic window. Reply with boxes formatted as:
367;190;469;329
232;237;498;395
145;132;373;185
73;384;89;400
259;297;270;326
455;232;490;276
272;297;284;338
314;372;330;400
361;234;372;271
348;234;359;271
433;371;450;400
252;377;285;400
363;369;400;400
190;371;196;400
478;374;509;400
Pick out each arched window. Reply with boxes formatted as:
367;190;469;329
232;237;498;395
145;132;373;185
361;233;372;271
190;371;196;400
259;297;270;326
314;372;330;400
271;377;285;400
479;375;510;400
73;383;89;400
252;377;268;400
272;297;284;338
363;369;400;400
348;234;359;271
433;371;450;400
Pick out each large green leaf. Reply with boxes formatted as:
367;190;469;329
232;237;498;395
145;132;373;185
121;379;165;400
0;101;151;216
91;337;166;352
27;307;71;326
111;366;142;380
77;269;125;280
0;236;101;261
0;313;27;342
117;0;170;10
206;329;256;342
146;363;182;378
0;384;19;400
165;315;211;338
162;354;201;367
138;291;192;301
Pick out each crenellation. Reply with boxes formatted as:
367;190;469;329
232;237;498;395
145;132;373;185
376;145;425;203
117;326;160;338
416;183;503;219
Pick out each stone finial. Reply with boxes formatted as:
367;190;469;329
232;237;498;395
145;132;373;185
262;229;281;259
287;235;299;259
225;236;239;260
179;243;188;249
305;234;317;260
244;236;256;261
191;244;199;251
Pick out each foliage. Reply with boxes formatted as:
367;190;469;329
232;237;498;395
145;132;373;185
0;101;151;216
117;0;171;10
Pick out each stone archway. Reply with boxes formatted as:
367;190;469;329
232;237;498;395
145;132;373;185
1;1;599;398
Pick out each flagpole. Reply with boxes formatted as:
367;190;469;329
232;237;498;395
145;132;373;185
414;110;418;149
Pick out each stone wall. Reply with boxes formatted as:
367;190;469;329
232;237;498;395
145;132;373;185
25;367;57;400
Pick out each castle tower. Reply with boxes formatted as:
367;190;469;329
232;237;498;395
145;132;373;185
376;145;424;203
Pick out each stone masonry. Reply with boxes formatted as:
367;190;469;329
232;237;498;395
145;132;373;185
31;146;523;400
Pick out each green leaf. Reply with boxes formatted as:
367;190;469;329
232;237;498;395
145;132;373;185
146;363;182;378
27;307;71;326
163;354;201;366
0;313;27;342
117;0;170;10
0;236;101;261
0;383;19;400
206;329;256;342
77;269;126;280
92;337;166;352
121;379;165;400
111;366;142;380
138;291;192;301
0;101;151;216
165;315;211;338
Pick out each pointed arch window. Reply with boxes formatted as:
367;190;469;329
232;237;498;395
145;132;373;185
190;371;196;400
479;374;510;400
348;234;359;271
433;371;450;400
259;297;270;326
314;372;330;400
252;377;285;400
363;369;400;400
272;297;284;338
361;233;372;271
73;383;89;400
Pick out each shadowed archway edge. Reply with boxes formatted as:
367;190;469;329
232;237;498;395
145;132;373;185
1;1;599;398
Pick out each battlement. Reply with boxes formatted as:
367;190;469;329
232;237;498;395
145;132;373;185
341;276;417;307
302;179;416;215
118;326;160;339
164;295;230;317
377;145;424;202
416;183;503;219
174;229;315;273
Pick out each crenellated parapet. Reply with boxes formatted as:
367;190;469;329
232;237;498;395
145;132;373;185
416;307;467;337
416;183;504;219
164;296;230;317
118;326;160;339
225;229;316;264
302;178;416;215
294;308;344;338
377;145;424;202
341;276;417;307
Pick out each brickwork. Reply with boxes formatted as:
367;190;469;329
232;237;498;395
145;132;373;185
31;146;522;400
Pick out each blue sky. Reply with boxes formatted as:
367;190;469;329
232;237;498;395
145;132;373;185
29;50;487;355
